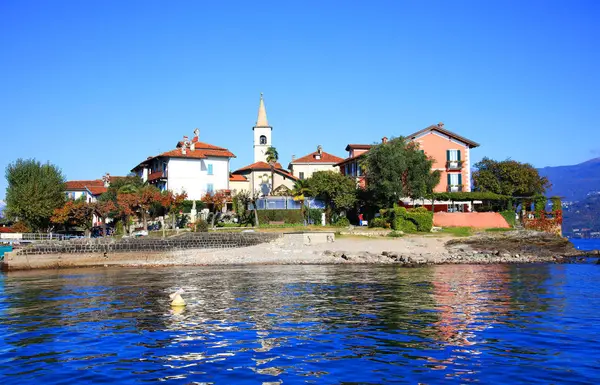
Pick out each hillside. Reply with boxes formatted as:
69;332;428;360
562;193;600;237
538;158;600;202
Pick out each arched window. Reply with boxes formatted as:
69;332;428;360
260;135;267;145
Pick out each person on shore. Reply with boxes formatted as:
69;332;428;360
358;213;364;226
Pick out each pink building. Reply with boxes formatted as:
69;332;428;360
336;123;479;209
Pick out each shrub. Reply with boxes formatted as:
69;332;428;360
193;219;209;232
333;217;350;227
369;217;387;228
388;231;404;238
256;209;304;224
390;206;433;233
307;208;324;225
500;210;516;227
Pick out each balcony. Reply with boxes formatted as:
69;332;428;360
148;170;167;182
446;160;463;170
447;184;463;192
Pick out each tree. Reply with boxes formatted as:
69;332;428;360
137;185;162;230
201;190;228;229
472;157;551;197
51;200;96;236
234;190;261;226
363;137;440;208
159;191;187;235
292;179;313;224
265;146;279;195
308;171;357;223
5;158;66;231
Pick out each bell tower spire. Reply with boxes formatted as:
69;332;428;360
253;93;272;163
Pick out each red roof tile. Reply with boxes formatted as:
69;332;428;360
229;174;248;182
233;161;284;172
65;180;104;190
292;151;344;164
133;141;236;171
87;186;108;195
345;144;373;151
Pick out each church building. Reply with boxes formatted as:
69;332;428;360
230;94;297;196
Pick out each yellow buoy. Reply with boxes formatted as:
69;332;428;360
169;289;186;307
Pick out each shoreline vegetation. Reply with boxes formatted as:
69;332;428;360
2;229;597;272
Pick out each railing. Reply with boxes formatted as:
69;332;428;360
446;161;463;170
447;185;464;192
0;233;66;241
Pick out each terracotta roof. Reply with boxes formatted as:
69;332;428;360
133;143;236;171
407;124;480;148
176;139;229;151
335;152;367;166
291;151;344;164
233;161;284;172
229;174;248;182
147;171;165;182
86;186;108;195
232;162;298;181
345;144;373;151
65;180;104;190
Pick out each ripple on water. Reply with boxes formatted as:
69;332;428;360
0;264;599;384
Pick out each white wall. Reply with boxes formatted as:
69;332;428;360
166;157;230;200
290;163;338;179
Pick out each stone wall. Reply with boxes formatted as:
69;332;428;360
13;232;281;256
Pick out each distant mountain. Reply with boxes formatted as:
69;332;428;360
562;193;600;237
538;158;600;202
0;200;4;219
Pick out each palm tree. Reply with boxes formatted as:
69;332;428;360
265;146;279;195
292;179;312;224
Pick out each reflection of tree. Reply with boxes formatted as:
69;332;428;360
507;264;556;314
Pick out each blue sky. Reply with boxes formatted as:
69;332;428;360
1;0;599;200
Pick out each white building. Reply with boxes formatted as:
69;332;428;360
132;129;236;200
288;145;344;180
232;94;298;196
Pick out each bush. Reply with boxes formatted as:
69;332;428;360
333;217;350;227
181;200;206;213
388;231;404;238
369;217;387;228
390;206;433;233
256;209;304;224
500;210;516;227
307;208;324;225
193;219;209;232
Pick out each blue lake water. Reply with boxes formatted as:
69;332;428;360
0;245;12;258
571;238;600;251
1;264;599;384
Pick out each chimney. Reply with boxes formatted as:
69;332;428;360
193;128;199;143
190;142;195;152
382;137;388;144
102;173;111;187
315;145;322;160
291;155;296;162
438;122;444;128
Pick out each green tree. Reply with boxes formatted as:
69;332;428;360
5;158;66;231
265;146;279;195
308;171;357;223
292;179;313;224
363;137;440;208
472;157;550;197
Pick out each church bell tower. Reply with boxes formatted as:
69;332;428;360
253;93;272;163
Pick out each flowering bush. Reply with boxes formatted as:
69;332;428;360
523;210;562;235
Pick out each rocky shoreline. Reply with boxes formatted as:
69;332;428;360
2;230;597;271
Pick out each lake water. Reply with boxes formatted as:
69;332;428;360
1;264;599;384
0;245;12;258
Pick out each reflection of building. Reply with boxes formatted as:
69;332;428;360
131;129;235;200
232;94;297;196
431;265;510;346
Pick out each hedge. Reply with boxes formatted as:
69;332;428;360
391;206;433;233
255;209;304;224
431;191;510;202
500;210;516;227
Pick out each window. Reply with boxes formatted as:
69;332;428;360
299;172;305;180
207;183;214;194
260;135;267;145
446;149;461;161
207;164;213;175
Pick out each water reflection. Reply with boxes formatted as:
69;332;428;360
0;264;595;384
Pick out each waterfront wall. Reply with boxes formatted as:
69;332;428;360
2;232;281;271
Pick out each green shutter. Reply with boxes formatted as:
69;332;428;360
458;174;463;185
446;150;450;161
447;174;451;186
457;150;461;161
